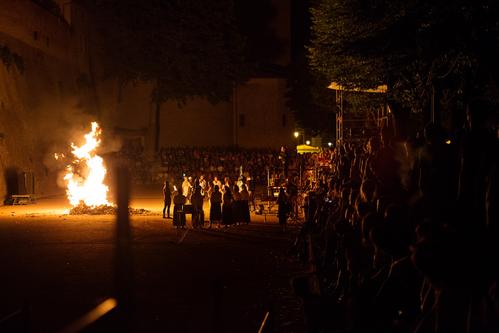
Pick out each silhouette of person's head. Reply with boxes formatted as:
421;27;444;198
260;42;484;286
279;187;285;196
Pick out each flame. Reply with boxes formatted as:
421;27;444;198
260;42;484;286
62;122;110;207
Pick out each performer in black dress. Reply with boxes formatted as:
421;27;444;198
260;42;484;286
209;185;222;228
173;189;187;228
222;185;233;227
277;187;289;232
191;186;204;228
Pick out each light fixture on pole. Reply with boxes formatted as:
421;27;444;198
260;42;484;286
293;130;305;144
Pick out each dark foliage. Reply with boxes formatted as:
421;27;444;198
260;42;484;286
309;0;499;119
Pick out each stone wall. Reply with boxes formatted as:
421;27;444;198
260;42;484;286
0;1;90;201
0;1;296;200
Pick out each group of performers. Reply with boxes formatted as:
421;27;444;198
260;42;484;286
162;175;252;228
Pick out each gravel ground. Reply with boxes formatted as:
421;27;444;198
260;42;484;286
0;196;306;332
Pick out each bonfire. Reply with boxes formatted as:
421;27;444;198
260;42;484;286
56;122;113;214
57;122;150;215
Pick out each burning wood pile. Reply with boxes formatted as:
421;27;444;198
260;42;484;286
56;122;150;216
69;203;150;216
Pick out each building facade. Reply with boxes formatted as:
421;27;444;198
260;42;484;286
0;0;296;198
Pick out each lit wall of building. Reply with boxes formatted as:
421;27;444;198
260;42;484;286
235;77;295;148
106;78;296;150
0;0;91;199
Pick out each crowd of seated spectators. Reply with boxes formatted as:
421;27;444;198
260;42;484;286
292;102;498;332
159;146;288;186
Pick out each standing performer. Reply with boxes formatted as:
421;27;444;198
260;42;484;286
163;180;172;219
209;185;222;228
199;175;208;195
247;176;256;211
239;184;251;224
173;188;187;228
222;185;233;227
191;186;205;228
182;176;191;202
213;176;222;189
232;184;241;225
277;187;289;232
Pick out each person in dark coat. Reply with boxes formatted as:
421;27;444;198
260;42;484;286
232;184;241;225
239;184;251;224
191;186;204;228
173;189;187;228
247;176;256;211
222;185;233;226
277;187;289;232
163;180;172;219
209;185;222;228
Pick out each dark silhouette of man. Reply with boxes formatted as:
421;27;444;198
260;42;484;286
163;180;172;219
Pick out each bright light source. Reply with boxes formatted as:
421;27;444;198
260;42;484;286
306;140;310;145
61;122;111;207
445;140;451;145
293;131;299;138
328;142;332;147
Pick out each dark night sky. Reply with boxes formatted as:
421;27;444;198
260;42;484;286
235;0;310;72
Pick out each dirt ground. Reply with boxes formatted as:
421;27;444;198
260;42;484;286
0;189;306;332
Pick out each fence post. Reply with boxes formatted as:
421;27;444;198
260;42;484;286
115;167;134;330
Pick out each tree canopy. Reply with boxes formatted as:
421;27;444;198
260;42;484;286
87;0;251;104
84;0;252;151
286;53;336;134
309;0;499;119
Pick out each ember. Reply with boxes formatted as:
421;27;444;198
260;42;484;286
69;203;151;216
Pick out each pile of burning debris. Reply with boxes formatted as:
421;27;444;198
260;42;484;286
69;203;151;216
58;122;153;217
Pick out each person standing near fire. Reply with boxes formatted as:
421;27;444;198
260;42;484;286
173;187;187;228
163;180;172;219
182;176;192;203
277;187;289;232
191;186;205;228
209;185;223;228
239;184;251;224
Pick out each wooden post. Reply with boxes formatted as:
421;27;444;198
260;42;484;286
115;167;134;330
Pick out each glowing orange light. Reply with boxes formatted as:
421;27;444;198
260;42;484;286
445;140;451;145
61;122;111;207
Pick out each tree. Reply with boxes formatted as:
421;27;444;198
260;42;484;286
85;0;251;151
309;0;499;134
286;54;336;135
